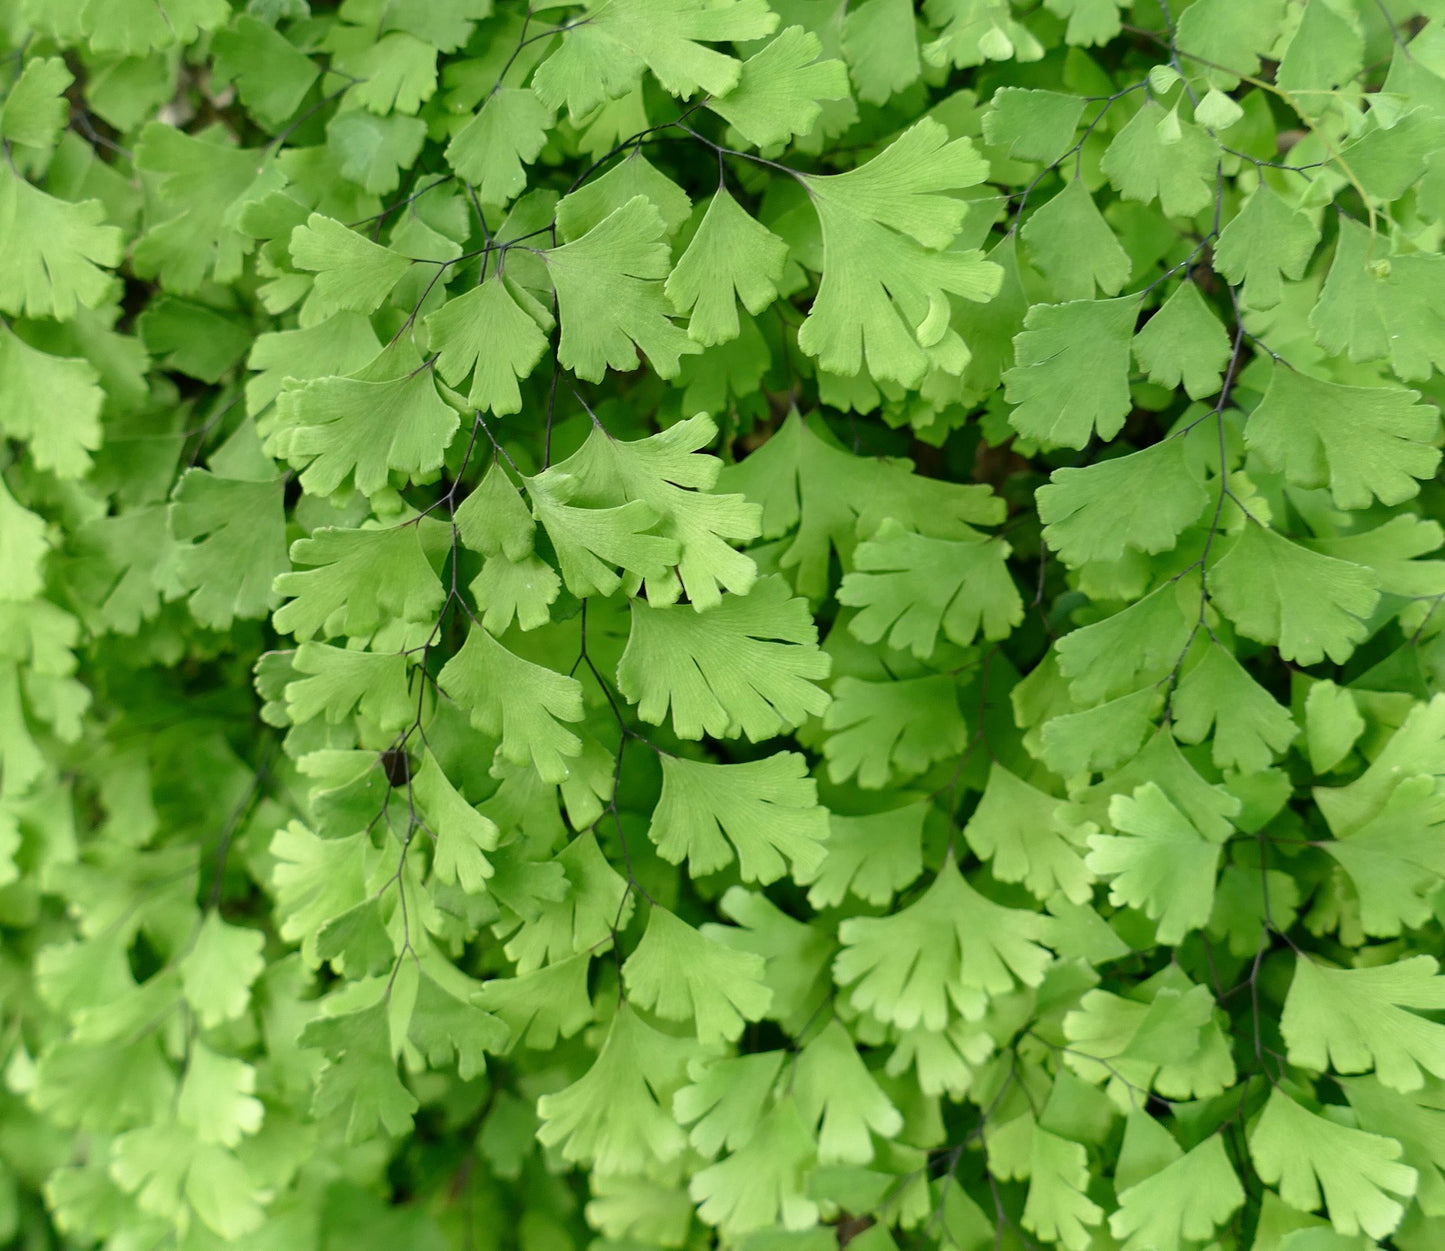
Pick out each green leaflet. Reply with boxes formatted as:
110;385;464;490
211;15;320;129
535;1003;698;1174
794;1018;903;1164
425;274;554;414
983;87;1086;164
1282;955;1445;1092
1244;366;1441;508
1109;1118;1244;1251
963;763;1094;905
437;626;586;784
289;213;412;324
0;168;123;319
648;751;828;883
537;411;763;609
1037;437;1209;568
1022;177;1132;300
618;575;831;740
834;854;1051;1029
1087;784;1222;944
1213;183;1320;308
273;520;449;641
1171;641;1298;774
530;0;778;120
268;362;460;498
0;327;105;478
796;118;1000;386
1132;279;1232;400
0;56;71;151
542;196;700;381
1250;1089;1419;1240
1004;297;1138;448
720;409;1003;596
1099;98;1219;218
665;190;789;346
445;88;553;205
1208;523;1380;665
169;469;288;628
837;518;1022;657
555;150;693;241
622;905;772;1043
707;25;851;147
822;672;969;788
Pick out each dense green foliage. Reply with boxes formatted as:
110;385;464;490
5;0;1445;1247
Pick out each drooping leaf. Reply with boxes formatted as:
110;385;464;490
178;914;266;1030
689;1096;820;1234
1282;955;1445;1093
1213;183;1320;309
411;751;499;894
674;1050;786;1156
795;801;926;909
1110;1128;1245;1251
822;673;969;789
0;329;104;479
539;412;762;609
982;88;1086;165
1320;774;1445;937
1099;99;1219;219
211;16;321;129
169;470;288;629
300;1000;419;1142
0;170;123;320
525;473;680;600
1;56;72;151
793;1019;902;1165
269;364;460;498
273;520;448;641
1131;280;1232;400
1171;642;1298;775
1022;178;1132;301
531;0;779;120
445;88;553;204
289;213;412;325
963;763;1094;905
721;410;1004;596
405;968;509;1080
841;0;920;104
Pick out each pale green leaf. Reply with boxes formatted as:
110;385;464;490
707;25;851;147
1004;297;1138;448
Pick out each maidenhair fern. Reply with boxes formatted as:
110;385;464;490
4;2;1445;1249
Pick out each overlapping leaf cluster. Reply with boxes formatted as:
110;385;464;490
4;1;1445;1248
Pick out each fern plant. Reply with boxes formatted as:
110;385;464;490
4;1;1445;1248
